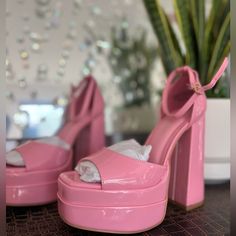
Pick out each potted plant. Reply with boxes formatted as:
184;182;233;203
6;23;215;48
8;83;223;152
143;0;230;182
107;19;159;134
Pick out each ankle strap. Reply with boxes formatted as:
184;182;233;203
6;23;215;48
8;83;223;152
162;65;197;118
176;57;229;95
161;57;229;118
201;57;229;92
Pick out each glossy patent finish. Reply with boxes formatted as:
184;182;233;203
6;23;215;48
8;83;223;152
58;194;167;234
6;151;72;206
168;115;205;208
58;58;229;233
58;170;169;206
80;148;167;190
6;76;105;206
15;141;70;171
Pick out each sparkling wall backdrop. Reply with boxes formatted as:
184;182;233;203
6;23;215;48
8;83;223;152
6;0;174;137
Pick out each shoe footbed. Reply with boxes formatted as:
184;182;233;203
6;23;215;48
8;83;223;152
59;171;101;189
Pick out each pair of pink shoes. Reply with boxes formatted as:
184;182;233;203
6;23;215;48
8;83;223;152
6;58;228;234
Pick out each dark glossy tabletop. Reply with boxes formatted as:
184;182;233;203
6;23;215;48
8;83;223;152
6;134;230;235
6;182;230;236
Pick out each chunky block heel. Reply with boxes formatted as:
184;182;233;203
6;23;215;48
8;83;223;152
168;115;205;211
74;113;105;165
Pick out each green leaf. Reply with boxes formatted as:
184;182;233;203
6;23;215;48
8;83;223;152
164;11;184;64
205;0;224;44
189;0;206;81
189;0;198;40
173;0;197;69
203;0;228;83
197;0;205;79
212;0;229;41
143;0;183;74
214;41;230;75
207;13;230;81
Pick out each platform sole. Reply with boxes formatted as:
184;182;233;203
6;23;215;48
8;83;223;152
6;151;73;207
6;181;58;206
58;194;167;234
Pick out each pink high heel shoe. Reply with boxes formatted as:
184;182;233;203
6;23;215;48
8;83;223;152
6;75;105;206
57;58;228;234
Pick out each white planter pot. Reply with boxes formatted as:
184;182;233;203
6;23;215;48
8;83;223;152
204;99;230;183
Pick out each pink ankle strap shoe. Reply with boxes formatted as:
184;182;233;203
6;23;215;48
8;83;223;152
6;75;105;206
57;58;228;234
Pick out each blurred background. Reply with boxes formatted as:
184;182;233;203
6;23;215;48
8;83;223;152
6;0;230;183
6;0;166;139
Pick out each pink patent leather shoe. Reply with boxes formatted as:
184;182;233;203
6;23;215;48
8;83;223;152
57;58;228;234
6;75;105;206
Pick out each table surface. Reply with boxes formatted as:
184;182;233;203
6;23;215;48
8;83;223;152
6;182;230;236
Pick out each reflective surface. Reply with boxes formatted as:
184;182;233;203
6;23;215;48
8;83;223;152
7;182;230;235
